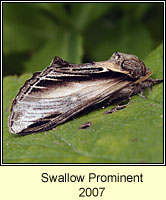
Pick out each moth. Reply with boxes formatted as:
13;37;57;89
8;52;162;135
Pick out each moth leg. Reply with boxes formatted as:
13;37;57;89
147;84;155;95
103;86;133;114
138;84;154;99
104;101;130;114
133;78;163;98
138;90;146;99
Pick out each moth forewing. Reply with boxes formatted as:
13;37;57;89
8;52;162;135
9;74;131;134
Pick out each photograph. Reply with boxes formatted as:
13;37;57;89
3;2;163;164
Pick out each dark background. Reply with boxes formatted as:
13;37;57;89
3;2;163;76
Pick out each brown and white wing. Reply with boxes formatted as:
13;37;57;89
8;58;131;135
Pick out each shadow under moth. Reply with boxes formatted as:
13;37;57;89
8;52;162;135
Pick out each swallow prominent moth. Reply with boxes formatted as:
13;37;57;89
8;52;162;135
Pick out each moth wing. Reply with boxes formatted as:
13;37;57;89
9;62;131;134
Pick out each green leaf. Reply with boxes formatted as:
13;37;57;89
24;29;83;73
3;44;163;163
84;22;153;61
35;3;73;28
71;3;113;32
3;3;57;54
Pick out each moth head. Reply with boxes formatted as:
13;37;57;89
108;52;147;78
